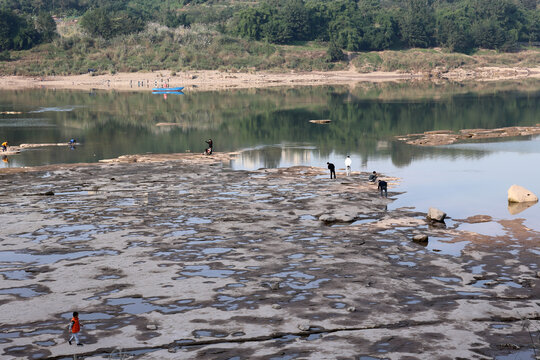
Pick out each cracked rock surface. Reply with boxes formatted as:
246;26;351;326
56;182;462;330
0;153;538;359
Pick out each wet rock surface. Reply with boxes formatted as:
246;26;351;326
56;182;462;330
0;153;538;359
396;125;540;146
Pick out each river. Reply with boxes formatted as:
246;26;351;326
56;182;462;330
1;81;539;231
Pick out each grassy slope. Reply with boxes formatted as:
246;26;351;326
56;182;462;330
1;22;539;76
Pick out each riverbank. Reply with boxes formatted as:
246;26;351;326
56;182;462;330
1;65;540;92
0;153;538;359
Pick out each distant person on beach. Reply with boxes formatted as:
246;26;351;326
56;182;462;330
327;162;336;179
204;139;213;155
68;311;83;346
69;139;76;150
345;156;351;176
378;180;388;197
1;141;7;152
369;171;377;182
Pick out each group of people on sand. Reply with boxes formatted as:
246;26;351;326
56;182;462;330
327;156;388;197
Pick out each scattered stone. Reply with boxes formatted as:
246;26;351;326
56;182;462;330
272;304;282;310
412;234;428;243
536;271;540;279
507;185;538;203
427;207;446;222
309;119;331;124
270;282;280;290
146;324;158;330
168;347;177;353
318;214;336;223
298;324;310;331
347;306;356;312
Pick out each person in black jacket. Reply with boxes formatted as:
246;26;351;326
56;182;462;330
327;162;336;179
204;139;213;155
378;180;388;197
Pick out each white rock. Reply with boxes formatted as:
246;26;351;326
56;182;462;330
146;324;158;330
347;306;356;312
427;208;446;222
298;324;310;331
508;185;538;203
272;304;282;310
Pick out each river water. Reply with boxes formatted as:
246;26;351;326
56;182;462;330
1;81;539;231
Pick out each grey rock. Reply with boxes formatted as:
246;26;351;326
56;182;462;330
319;214;336;223
427;207;446;222
272;304;282;310
146;324;158;330
298;324;310;331
347;306;356;312
537;271;540;278
412;234;428;243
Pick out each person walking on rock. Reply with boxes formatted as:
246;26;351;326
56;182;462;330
345;156;352;176
327;162;336;179
68;311;83;346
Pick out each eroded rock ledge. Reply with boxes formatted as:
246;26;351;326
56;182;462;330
396;124;540;146
0;153;538;359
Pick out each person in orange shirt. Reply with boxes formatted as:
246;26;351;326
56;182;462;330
68;311;83;346
1;141;7;152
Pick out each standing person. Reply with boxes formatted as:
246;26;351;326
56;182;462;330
327;162;336;179
345;156;352;176
378;180;388;197
1;141;7;152
204;139;213;155
68;311;83;346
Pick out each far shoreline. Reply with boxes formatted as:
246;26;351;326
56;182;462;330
1;66;540;92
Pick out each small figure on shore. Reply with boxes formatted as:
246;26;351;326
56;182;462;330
378;180;388;197
327;162;336;179
69;138;76;150
204;139;213;155
1;141;8;152
68;311;83;346
345;156;351;176
369;171;377;182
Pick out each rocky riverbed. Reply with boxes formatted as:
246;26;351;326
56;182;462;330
0;153;538;360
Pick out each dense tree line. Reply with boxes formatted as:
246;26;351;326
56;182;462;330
232;0;540;53
0;0;539;54
0;9;56;52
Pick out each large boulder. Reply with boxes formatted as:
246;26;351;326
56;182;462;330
508;185;538;203
427;207;446;222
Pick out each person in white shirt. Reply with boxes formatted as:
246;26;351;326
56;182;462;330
345;156;352;176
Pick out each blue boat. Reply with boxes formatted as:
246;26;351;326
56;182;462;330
152;91;184;95
152;86;184;92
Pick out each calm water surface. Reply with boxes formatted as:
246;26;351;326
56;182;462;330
1;82;539;231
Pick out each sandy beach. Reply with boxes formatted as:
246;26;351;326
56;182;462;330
1;66;540;93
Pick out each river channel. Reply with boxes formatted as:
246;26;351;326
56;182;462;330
1;81;540;231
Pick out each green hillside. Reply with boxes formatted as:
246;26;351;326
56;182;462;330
0;0;539;75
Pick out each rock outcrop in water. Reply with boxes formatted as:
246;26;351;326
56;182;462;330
508;184;538;203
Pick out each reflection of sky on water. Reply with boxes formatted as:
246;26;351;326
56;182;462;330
231;137;540;232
